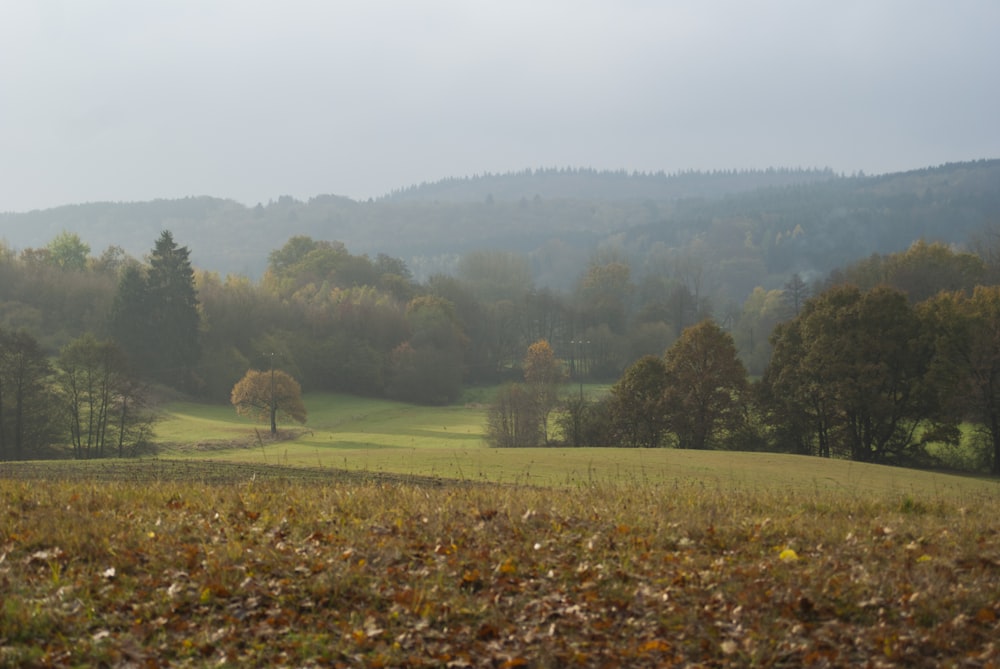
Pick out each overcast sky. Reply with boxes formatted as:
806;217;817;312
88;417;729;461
1;1;998;212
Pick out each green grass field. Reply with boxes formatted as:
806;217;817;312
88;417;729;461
152;391;1000;498
4;390;998;665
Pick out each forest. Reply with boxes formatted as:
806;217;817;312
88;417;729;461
3;161;997;292
1;160;1000;473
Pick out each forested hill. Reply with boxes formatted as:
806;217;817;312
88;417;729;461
380;166;838;203
0;160;997;296
619;159;1000;297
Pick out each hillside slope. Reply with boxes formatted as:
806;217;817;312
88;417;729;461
1;160;997;299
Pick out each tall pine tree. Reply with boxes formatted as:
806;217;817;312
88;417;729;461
110;231;200;389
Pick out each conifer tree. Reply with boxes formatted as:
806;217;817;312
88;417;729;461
109;231;200;389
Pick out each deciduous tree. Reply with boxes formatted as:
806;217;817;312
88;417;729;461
609;355;670;448
485;383;543;448
576;259;633;334
663;320;748;450
921;286;1000;474
46;231;90;271
386;296;467;405
230;368;307;436
764;285;940;463
59;334;151;459
522;339;567;444
0;329;58;459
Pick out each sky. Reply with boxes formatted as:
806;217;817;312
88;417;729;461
1;1;998;212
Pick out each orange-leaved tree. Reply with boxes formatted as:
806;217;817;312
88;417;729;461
523;339;567;444
231;369;307;436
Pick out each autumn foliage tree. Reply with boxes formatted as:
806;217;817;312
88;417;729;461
231;369;307;436
523;339;567;444
485;340;567;448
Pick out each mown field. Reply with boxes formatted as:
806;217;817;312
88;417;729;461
0;393;998;666
153;392;997;495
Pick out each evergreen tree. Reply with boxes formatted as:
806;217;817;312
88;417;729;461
147;231;201;387
110;263;151;371
109;232;201;389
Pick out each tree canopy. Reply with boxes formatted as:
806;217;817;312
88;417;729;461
663;320;748;450
764;286;942;464
231;368;307;435
110;231;200;389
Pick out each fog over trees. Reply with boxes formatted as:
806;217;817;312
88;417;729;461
1;160;1000;471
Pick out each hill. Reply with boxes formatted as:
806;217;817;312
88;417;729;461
381;166;837;203
1;160;998;300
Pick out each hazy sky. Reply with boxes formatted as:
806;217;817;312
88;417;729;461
2;1;998;212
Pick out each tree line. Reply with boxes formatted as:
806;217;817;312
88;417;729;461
3;161;997;302
487;277;1000;476
3;224;1000;473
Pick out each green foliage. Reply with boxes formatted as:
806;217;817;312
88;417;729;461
663;320;749;450
45;230;90;271
456;250;533;303
147;231;201;386
921;286;1000;474
265;236;350;294
733;286;792;375
58;334;152;459
110;231;201;390
609;355;670;448
0;328;59;459
0;244;116;351
3;164;1000;463
836;239;985;303
764;285;943;463
385;296;467;405
564;396;616;446
577;259;634;334
1;161;998;309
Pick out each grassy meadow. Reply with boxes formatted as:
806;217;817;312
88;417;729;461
1;391;998;665
153;391;999;497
